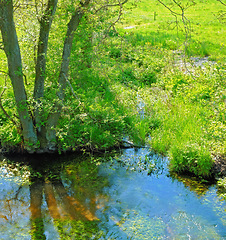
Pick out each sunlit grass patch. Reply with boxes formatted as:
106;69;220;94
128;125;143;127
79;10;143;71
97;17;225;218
148;96;224;177
119;0;226;62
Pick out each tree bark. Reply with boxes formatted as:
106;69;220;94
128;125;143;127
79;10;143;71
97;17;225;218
0;0;124;153
45;0;91;150
33;0;58;133
0;0;38;151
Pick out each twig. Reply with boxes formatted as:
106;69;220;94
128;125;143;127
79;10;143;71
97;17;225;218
0;70;8;75
157;0;181;16
216;0;226;6
94;0;128;14
0;41;4;50
23;73;29;85
0;73;18;126
63;73;82;107
35;0;41;22
157;0;196;78
94;0;126;49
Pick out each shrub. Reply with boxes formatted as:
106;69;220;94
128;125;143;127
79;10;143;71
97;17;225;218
169;143;213;178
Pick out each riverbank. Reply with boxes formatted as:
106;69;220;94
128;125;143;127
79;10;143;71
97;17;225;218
1;147;225;239
0;0;225;180
0;142;226;181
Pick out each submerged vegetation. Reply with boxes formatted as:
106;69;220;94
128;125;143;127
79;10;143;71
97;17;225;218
0;0;225;179
1;149;226;239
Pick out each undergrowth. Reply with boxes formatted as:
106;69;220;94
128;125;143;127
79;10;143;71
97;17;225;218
0;0;225;178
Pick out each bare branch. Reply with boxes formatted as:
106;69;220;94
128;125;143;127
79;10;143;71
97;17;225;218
80;0;93;7
156;0;196;77
35;0;41;22
13;0;21;12
63;72;97;122
157;0;181;16
94;0;128;14
23;73;29;85
0;72;19;126
214;0;226;23
0;70;8;75
63;74;81;105
216;0;226;6
13;1;38;12
94;0;126;49
20;16;38;66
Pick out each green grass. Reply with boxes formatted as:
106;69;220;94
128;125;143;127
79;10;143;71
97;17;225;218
109;0;226;178
0;0;225;178
119;0;226;61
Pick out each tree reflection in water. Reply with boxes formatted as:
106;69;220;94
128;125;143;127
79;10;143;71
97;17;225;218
1;154;106;239
30;176;45;240
29;155;103;239
1;150;225;240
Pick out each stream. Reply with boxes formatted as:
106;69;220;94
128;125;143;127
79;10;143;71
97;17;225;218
0;148;225;239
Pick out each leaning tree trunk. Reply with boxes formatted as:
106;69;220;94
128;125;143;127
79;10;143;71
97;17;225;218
0;0;38;151
45;0;91;151
32;0;58;151
33;0;58;132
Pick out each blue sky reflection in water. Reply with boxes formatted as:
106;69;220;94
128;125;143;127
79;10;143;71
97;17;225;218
0;148;225;239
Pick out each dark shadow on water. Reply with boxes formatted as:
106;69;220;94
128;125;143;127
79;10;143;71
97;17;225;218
0;152;105;239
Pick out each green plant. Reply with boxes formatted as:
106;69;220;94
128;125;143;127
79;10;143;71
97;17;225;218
169;143;213;178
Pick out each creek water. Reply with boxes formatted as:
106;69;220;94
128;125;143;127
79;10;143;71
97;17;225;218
0;148;225;239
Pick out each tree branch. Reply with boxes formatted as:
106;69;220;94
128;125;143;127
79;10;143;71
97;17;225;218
63;73;97;122
0;41;4;50
43;0;91;150
94;0;126;49
216;0;226;6
0;72;19;126
157;0;195;77
33;0;58;132
157;0;181;16
94;0;128;14
34;0;58;101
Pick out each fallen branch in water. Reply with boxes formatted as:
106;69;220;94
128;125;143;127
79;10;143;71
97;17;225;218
119;139;146;148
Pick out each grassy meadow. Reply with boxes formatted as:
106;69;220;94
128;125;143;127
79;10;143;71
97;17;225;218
0;0;225;179
112;0;226;178
121;0;226;61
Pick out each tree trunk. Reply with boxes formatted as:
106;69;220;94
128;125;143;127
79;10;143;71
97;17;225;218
0;0;91;152
33;0;58;133
0;0;38;151
45;0;91;150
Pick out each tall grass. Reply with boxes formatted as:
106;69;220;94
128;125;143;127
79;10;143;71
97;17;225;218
149;99;214;177
0;0;225;178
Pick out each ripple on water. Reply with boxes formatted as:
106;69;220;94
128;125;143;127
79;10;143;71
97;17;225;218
0;149;225;239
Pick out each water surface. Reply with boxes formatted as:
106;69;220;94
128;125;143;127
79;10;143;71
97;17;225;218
0;148;225;239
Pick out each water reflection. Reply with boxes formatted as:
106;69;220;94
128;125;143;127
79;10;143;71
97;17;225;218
171;173;210;196
0;154;104;239
0;149;226;239
29;162;100;239
30;162;97;221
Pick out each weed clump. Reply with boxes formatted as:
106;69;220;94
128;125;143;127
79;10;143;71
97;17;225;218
169;143;213;178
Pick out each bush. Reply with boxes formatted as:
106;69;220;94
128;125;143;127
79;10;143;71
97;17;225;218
169;143;213;178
